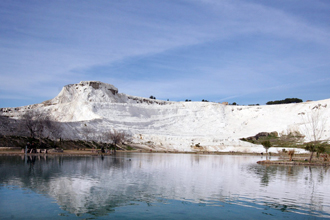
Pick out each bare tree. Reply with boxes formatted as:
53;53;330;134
301;107;327;143
37;114;51;140
21;110;60;142
104;129;131;154
21;111;44;139
49;121;63;141
0;115;10;136
301;106;328;162
43;117;63;147
81;124;92;142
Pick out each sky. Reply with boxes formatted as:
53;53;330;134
1;0;330;108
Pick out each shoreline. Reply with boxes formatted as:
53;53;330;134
0;149;263;156
0;149;309;156
257;160;330;166
2;150;328;166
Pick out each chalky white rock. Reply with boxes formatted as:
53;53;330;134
2;81;329;153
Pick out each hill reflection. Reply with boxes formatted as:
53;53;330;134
0;154;329;218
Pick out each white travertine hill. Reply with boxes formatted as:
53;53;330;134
1;81;329;153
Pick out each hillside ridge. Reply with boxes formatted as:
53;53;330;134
1;81;329;153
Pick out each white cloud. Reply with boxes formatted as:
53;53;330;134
0;0;330;107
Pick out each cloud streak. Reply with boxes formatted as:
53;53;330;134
0;0;330;107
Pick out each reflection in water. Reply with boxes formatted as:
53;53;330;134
247;162;330;217
0;154;330;219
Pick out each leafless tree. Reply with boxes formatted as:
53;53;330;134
81;124;92;142
0;115;10;136
21;111;44;139
51;122;63;141
301;107;327;143
104;129;131;154
42;117;63;147
21;111;61;141
301;106;328;162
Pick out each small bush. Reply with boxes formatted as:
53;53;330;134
126;145;135;151
261;140;271;153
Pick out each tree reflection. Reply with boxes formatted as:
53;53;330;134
0;155;136;217
247;163;326;187
247;164;278;186
247;163;330;217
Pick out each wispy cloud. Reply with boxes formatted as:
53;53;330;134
0;0;329;107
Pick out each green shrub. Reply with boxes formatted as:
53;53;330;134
126;145;135;150
261;140;271;153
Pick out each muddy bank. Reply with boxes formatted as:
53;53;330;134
257;160;330;166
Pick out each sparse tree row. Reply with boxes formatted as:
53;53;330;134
150;96;303;106
266;98;303;105
181;97;302;105
0;110;132;153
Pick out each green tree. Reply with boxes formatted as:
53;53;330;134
316;145;326;158
261;140;271;159
305;143;316;162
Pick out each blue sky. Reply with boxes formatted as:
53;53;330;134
1;0;330;107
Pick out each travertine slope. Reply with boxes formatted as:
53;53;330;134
1;81;329;153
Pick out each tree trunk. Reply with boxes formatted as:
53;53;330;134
309;151;314;163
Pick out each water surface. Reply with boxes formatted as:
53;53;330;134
0;153;329;219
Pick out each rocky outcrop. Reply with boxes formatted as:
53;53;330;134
244;131;279;141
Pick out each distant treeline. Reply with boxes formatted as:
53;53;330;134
266;98;303;105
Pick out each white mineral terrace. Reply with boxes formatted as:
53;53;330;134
1;81;329;153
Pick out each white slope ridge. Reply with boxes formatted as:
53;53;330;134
4;81;330;153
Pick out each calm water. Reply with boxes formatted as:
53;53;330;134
0;153;329;219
